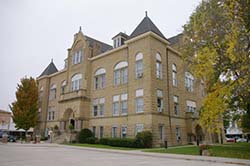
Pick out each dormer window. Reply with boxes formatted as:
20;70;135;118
112;32;128;48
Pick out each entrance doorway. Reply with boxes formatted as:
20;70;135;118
70;119;75;129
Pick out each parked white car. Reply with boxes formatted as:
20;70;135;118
236;138;247;142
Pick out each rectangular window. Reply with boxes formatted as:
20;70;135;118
172;71;177;86
156;62;162;79
99;126;104;138
112;126;117;138
121;93;128;115
93;99;98;117
113;102;119;115
176;127;181;143
186;100;196;113
114;70;120;85
159;125;164;140
135;124;144;135
136;98;144;113
99;98;105;116
47;108;55;121
113;95;119;115
135;60;143;79
121;126;127;138
174;96;179;115
72;50;83;65
136;89;144;113
157;90;163;112
121;68;128;84
49;89;56;100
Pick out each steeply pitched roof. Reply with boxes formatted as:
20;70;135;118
39;61;58;77
129;15;167;40
168;33;183;46
112;32;129;40
85;35;113;53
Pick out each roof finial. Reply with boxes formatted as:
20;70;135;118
79;26;82;32
51;58;53;63
145;11;148;17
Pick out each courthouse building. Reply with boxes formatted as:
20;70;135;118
37;13;205;146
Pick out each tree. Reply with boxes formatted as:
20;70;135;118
9;77;39;135
181;0;250;133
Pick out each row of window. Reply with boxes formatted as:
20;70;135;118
91;124;182;143
92;124;143;138
92;89;196;117
40;52;202;101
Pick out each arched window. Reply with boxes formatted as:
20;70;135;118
71;74;82;91
94;68;106;89
156;53;162;79
185;72;194;92
172;64;177;86
61;80;67;94
114;61;128;85
72;49;83;65
135;52;143;79
49;84;56;100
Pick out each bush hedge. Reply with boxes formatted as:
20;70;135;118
136;131;153;148
78;128;94;143
99;131;152;148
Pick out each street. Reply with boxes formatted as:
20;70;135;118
0;143;246;166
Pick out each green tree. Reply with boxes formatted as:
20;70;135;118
9;77;39;135
181;0;250;133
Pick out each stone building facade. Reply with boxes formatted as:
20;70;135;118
37;14;205;146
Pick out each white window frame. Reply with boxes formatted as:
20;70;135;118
157;90;163;112
94;68;106;89
136;89;144;113
156;53;162;79
176;127;181;143
135;53;143;79
121;93;128;115
159;125;164;140
49;84;56;100
72;49;83;65
174;96;179;115
114;61;128;85
185;72;194;92
71;74;82;91
172;64;177;86
112;95;120;116
112;126;118;138
121;125;127;138
135;124;144;135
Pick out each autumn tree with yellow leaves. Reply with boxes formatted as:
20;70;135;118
10;77;39;134
181;0;250;134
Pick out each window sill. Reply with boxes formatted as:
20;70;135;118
121;113;128;116
136;111;144;114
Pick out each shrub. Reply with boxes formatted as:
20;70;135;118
85;137;98;144
136;131;153;148
78;128;93;143
54;125;59;130
99;138;138;148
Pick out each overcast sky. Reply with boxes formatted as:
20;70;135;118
0;0;200;111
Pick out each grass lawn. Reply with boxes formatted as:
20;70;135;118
65;143;140;150
143;143;250;159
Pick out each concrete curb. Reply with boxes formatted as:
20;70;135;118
2;143;250;165
58;144;250;166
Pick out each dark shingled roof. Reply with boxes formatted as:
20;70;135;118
85;35;113;53
168;33;183;46
129;15;167;40
39;61;58;77
112;32;129;40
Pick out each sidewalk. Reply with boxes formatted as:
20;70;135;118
2;143;250;165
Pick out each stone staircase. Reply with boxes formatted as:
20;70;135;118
52;132;76;144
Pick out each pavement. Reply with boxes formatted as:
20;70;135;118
0;143;249;166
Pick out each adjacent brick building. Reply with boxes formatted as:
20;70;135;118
37;14;205;146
